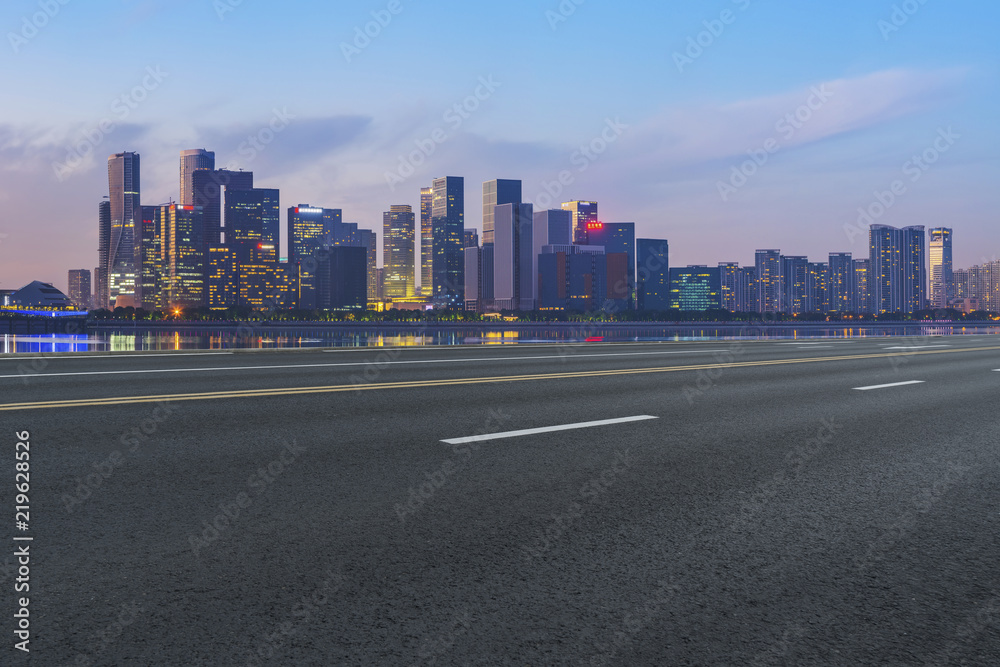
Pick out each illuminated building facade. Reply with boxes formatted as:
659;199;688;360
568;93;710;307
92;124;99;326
207;245;237;310
827;253;853;313
755;250;781;313
431;176;465;307
669;266;721;311
107;152;141;308
586;222;635;307
225;187;279;261
420;186;433;297
67;270;92;310
560;201;598;245
288;206;341;309
161;204;206;308
853;259;872;314
929;228;953;309
383;205;416;299
97;200;111;309
780;255;808;314
193;168;253;247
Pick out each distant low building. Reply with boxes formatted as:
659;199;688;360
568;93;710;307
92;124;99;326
9;281;74;309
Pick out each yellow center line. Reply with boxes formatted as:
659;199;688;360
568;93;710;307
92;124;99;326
2;345;998;411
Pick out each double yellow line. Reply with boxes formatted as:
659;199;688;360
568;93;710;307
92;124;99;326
2;345;998;411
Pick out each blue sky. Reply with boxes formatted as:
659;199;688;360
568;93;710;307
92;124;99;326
1;0;998;292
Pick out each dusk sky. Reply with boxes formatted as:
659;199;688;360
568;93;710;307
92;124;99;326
1;0;998;293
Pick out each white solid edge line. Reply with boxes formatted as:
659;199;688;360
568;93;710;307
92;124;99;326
853;381;926;391
881;345;950;350
0;350;731;379
442;416;660;445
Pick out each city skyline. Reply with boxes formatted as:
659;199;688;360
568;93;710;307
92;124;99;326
1;2;998;294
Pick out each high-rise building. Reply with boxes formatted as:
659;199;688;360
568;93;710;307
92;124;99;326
180;149;215;206
669;266;721;311
586;222;636;307
538;248;607;312
827;253;854;313
952;267;970;300
161;204;206;308
67;270;92;310
806;262;828;313
139;205;162;310
494;202;534;310
780;256;809;314
737;266;757;313
929;228;953;309
718;262;739;313
464;229;479;249
383;205;416;299
755;250;781;313
225;188;279;261
107;152;141;308
431;176;465;307
483;179;521;245
420;186;433;297
192;168;253;247
358;229;378;304
97;200;111;309
636;240;670;311
318;246;367;310
561;201;598;245
532;210;574;307
869;225;925;314
207;245;237;310
853;258;872;314
288;206;341;309
465;245;481;312
902;226;927;313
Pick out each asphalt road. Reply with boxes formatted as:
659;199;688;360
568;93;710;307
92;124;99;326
3;335;1000;665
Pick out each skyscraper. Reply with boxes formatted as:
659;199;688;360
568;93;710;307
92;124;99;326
431;176;465;307
780;255;808;314
107;152;141;308
67;270;92;310
225;188;279;261
669;266;721;311
192;168;253;247
901;226;927;313
755;250;781;313
180;149;215;206
806;261;828;313
383;205;416;299
586;222;636;307
420;186;433;297
853;258;872;314
288;206;341;309
827;253;853;313
718;262;739;313
483;179;522;245
636;240;670;311
494;203;534;310
929;228;953;309
464;229;479;249
161;204;206;308
532;210;574;307
870;225;901;314
97;199;111;309
561;201;598;245
139;205;161;310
